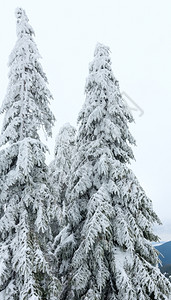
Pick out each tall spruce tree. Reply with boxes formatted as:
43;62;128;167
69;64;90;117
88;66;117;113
56;43;171;300
0;8;59;300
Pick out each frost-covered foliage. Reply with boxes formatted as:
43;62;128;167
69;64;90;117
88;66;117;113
56;43;171;300
49;123;76;208
0;8;59;300
49;123;76;231
49;123;76;289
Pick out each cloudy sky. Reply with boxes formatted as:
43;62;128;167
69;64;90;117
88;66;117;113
0;0;170;241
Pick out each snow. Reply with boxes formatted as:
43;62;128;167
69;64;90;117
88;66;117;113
0;9;170;300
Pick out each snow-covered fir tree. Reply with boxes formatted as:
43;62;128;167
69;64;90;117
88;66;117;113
55;43;171;300
0;8;59;300
49;123;76;228
49;123;76;289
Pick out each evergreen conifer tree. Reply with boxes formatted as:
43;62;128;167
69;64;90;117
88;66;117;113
49;123;76;287
56;43;171;300
0;8;59;300
49;123;76;228
49;123;76;209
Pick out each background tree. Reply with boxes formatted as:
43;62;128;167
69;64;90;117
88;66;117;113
0;8;59;300
49;123;76;229
56;43;171;300
49;123;76;286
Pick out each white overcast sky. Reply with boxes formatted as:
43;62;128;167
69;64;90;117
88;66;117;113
0;0;171;240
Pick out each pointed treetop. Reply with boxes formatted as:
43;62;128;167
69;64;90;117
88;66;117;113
94;42;110;57
88;42;113;79
0;7;54;145
15;7;34;38
54;123;76;156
